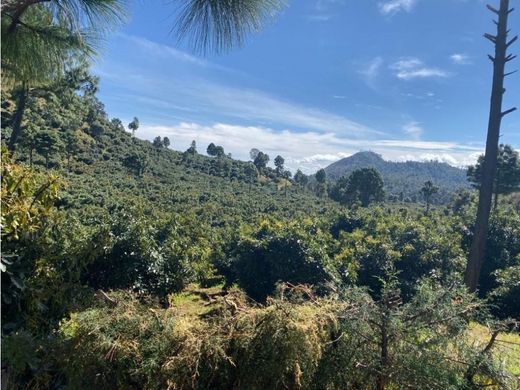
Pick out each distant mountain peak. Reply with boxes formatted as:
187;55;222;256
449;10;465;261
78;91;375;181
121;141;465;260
322;151;469;204
348;151;384;162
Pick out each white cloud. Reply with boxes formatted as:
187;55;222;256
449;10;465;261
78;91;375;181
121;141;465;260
139;122;482;173
305;14;332;22
450;53;472;65
98;35;384;139
119;34;232;72
390;58;450;80
402;121;423;140
307;0;345;21
359;57;384;88
379;0;417;15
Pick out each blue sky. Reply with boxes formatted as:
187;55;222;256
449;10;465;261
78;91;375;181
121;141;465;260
93;0;520;173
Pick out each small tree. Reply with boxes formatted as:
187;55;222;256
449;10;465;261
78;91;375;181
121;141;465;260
315;168;327;197
244;163;258;192
207;142;217;156
253;151;269;171
421;180;439;214
20;125;37;167
282;169;292;196
64;131;80;171
329;176;356;206
123;152;148;176
163;137;171;148
250;148;260;160
294;169;309;189
467;144;520;209
208;143;225;157
128;117;139;137
111;118;124;132
344;168;385;207
274;155;285;175
153;136;164;148
187;140;197;155
214;145;225;157
35;130;63;168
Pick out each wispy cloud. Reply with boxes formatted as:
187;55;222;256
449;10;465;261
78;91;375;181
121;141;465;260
402;121;423;140
304;14;332;22
390;57;450;80
359;57;384;88
139;122;482;173
305;0;345;22
97;35;383;138
379;0;417;15
450;53;472;65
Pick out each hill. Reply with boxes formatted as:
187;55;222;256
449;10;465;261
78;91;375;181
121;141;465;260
324;151;470;203
0;71;339;227
2;68;520;390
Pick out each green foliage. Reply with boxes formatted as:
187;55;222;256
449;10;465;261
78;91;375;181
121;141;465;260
333;209;466;299
468;144;520;206
222;220;340;301
207;142;225;157
84;209;216;297
8;281;514;390
2;65;520;389
421;180;439;212
174;0;284;53
253;150;269;171
330;167;385;207
293;169;308;188
274;154;284;174
128;116;139;136
123;151;148;176
34;129;63;167
325;151;470;204
478;210;520;307
315;168;326;184
1;148;63;317
162;136;170;148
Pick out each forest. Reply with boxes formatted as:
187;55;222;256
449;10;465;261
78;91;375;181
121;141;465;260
1;0;520;389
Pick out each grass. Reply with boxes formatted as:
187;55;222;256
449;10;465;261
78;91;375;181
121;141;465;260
468;322;520;378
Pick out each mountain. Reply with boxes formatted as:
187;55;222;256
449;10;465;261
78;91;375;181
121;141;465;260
323;151;470;203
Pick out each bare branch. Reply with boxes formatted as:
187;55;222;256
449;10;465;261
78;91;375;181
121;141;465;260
506;35;518;47
502;107;517;117
486;4;499;14
484;33;497;43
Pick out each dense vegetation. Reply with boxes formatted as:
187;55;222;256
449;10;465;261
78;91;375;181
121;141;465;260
1;65;520;389
1;0;520;387
324;151;470;204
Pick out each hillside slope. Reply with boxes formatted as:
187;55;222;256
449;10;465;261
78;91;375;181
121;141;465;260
324;151;470;203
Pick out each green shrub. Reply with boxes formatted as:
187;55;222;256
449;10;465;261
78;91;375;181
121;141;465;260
224;220;341;301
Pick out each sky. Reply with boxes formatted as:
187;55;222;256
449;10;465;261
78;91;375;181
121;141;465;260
93;0;520;173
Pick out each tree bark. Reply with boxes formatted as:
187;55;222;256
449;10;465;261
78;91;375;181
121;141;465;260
8;85;28;151
465;0;516;291
377;314;389;390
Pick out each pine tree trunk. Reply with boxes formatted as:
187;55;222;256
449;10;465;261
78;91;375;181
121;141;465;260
377;315;389;390
465;0;516;291
8;85;28;151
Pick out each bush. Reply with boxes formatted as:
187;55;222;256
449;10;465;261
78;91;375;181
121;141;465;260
224;220;341;301
11;280;514;390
